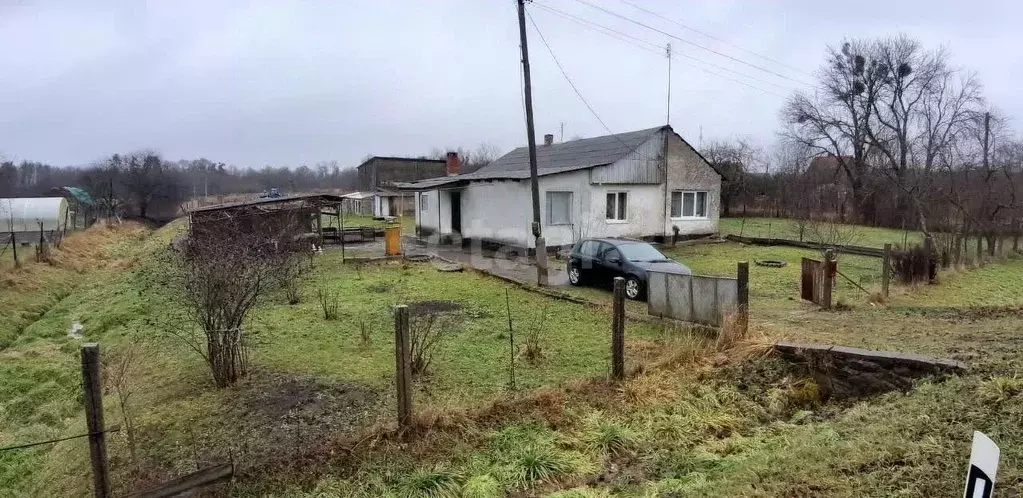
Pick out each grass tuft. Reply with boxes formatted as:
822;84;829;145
582;412;636;457
460;474;501;498
511;444;574;487
395;467;463;498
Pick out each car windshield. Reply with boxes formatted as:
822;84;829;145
616;243;669;262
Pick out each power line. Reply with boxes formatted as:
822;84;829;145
526;10;617;138
616;0;816;79
570;0;817;88
526;10;662;162
531;2;787;98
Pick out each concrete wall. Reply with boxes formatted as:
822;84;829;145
663;132;721;236
647;271;738;326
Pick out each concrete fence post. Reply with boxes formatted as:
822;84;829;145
81;343;110;498
393;305;412;429
611;277;625;382
736;262;749;334
882;243;891;299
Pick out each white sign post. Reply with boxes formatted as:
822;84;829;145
963;431;999;498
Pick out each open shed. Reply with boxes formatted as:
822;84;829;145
188;194;345;249
1;197;70;244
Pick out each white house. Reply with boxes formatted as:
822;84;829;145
395;125;722;250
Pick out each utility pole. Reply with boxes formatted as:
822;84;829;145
665;43;672;125
516;0;548;286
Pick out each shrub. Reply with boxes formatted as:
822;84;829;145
891;244;934;284
317;287;340;320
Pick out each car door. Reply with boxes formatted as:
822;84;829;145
597;242;625;286
573;240;599;280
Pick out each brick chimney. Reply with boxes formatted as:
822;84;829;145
446;151;460;176
543;134;554;146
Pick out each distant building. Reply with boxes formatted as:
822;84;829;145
356;157;447;217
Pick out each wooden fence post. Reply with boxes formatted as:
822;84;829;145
882;243;891;299
81;343;110;498
736;262;749;334
822;249;835;310
924;235;936;284
393;305;412;429
611;277;625;382
9;231;16;265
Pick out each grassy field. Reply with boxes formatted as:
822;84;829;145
4;218;1023;496
0;222;665;496
719;217;925;249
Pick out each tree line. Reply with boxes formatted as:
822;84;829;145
707;35;1022;258
0;142;500;220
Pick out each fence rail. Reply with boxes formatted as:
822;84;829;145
725;234;886;258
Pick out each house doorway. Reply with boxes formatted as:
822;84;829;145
450;191;462;234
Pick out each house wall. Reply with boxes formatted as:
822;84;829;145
455;170;666;250
589;132;664;185
413;130;720;249
663;132;721;236
415;189;452;236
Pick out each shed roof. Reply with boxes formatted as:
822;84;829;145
189;194;346;214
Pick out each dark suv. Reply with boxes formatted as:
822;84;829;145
566;238;691;300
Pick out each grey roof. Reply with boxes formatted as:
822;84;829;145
394;126;665;190
472;126;663;179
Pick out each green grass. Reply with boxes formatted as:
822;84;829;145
0;223;663;496
663;241;885;310
719;217;925;249
253;253;661;402
7;216;1023;497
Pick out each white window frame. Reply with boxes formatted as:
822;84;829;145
419;193;429;212
605;191;628;223
545;191;573;226
670;190;709;219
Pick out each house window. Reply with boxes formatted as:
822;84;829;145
546;191;573;225
671;191;708;218
605;192;627;222
420;193;428;211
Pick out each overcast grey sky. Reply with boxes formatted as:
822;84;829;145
1;0;1019;168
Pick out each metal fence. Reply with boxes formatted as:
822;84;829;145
647;271;739;327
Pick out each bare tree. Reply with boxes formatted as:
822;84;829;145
782;39;883;223
103;333;149;474
701;138;763;218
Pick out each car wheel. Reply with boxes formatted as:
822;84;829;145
624;276;643;300
568;265;583;286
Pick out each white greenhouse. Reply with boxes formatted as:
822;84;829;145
1;197;70;243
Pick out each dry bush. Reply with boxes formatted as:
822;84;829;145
103;333;149;477
409;311;461;378
716;310;749;351
806;217;860;249
317;287;340;320
359;321;371;347
521;304;550;365
891;244;933;284
170;212;307;387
